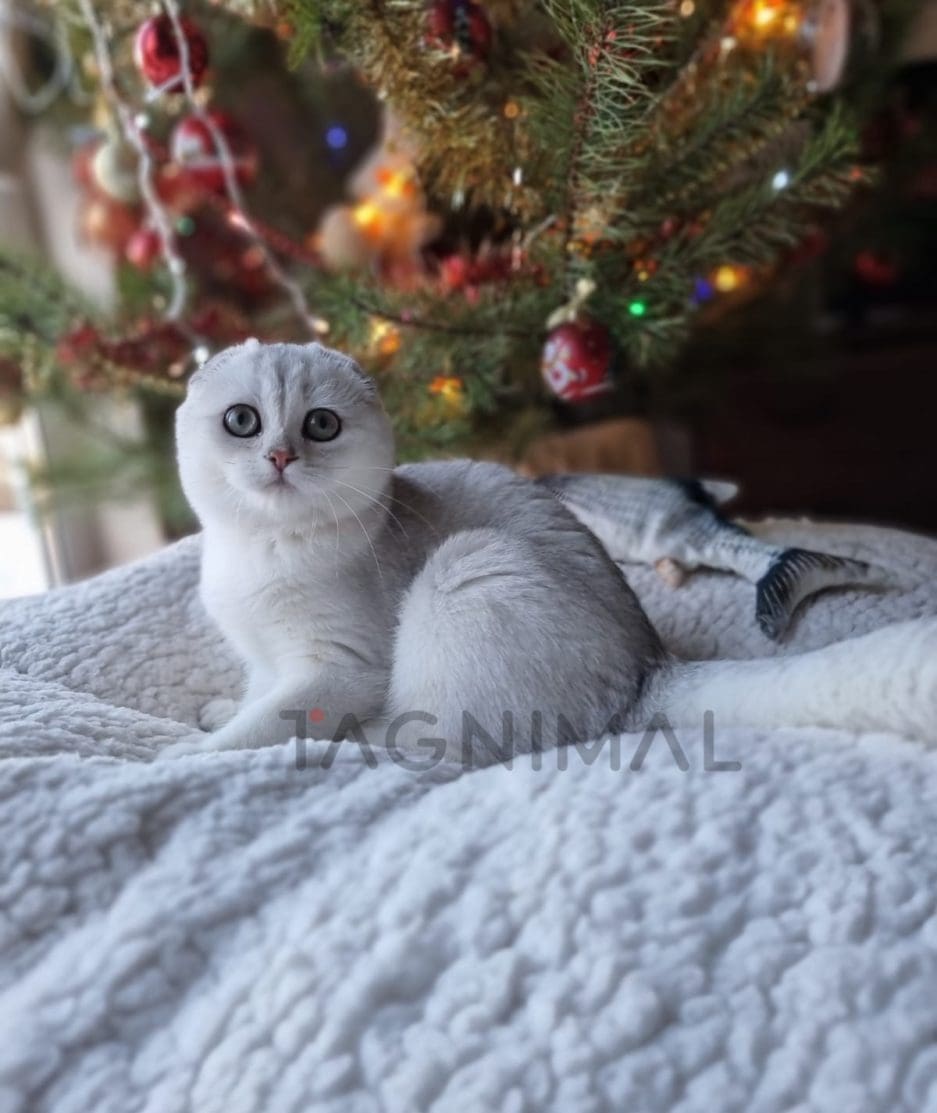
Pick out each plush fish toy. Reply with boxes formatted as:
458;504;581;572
541;474;887;640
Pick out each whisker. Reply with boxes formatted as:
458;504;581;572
321;487;342;569
322;475;410;541
319;464;439;534
328;488;385;585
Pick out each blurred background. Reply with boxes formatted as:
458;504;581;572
1;0;935;599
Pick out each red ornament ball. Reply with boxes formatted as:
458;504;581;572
134;15;209;94
425;0;493;63
125;225;163;271
854;249;899;287
170;111;258;195
541;319;614;403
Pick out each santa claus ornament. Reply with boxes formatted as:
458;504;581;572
541;318;614;403
134;14;209;95
170;111;258;194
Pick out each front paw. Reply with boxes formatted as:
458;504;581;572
198;696;239;731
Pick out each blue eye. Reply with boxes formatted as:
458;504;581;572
223;404;261;438
302;408;341;442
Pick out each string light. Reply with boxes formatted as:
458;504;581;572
628;299;647;317
325;125;348;150
429;375;464;401
376;167;415;200
693;276;715;303
771;169;791;191
712;264;749;292
352;201;383;233
368;318;401;357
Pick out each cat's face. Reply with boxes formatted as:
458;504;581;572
176;340;394;531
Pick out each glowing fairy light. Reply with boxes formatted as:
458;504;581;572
325;125;348;150
712;264;749;292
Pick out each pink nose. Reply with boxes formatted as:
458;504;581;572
268;448;298;473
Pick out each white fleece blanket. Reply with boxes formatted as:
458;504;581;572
2;519;937;1113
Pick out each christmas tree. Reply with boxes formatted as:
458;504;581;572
0;0;898;526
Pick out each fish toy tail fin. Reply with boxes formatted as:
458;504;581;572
755;548;889;641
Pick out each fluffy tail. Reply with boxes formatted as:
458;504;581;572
636;618;937;738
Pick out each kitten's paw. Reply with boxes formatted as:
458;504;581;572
198;696;238;731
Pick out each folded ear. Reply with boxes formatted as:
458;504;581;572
187;338;260;389
304;341;378;398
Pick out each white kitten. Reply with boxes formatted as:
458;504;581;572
167;341;937;761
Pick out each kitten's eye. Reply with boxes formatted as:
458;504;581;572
223;404;261;438
302;408;341;442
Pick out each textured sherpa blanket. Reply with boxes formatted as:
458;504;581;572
1;519;937;1113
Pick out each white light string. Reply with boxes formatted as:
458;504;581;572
162;0;329;339
76;0;190;322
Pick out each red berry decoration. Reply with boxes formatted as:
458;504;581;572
170;111;258;195
541;319;614;403
426;0;493;63
134;15;209;94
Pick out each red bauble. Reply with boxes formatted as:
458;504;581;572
170;111;258;195
425;0;493;63
125;225;163;271
134;15;209;94
854;249;899;287
541;319;614;403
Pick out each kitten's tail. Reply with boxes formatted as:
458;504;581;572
634;618;937;738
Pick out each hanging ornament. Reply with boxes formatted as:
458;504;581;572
134;15;209;95
170;111;258;194
90;132;140;203
125;225;163;271
425;0;493;65
541;319;614;403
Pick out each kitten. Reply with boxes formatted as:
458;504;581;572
166;340;936;761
